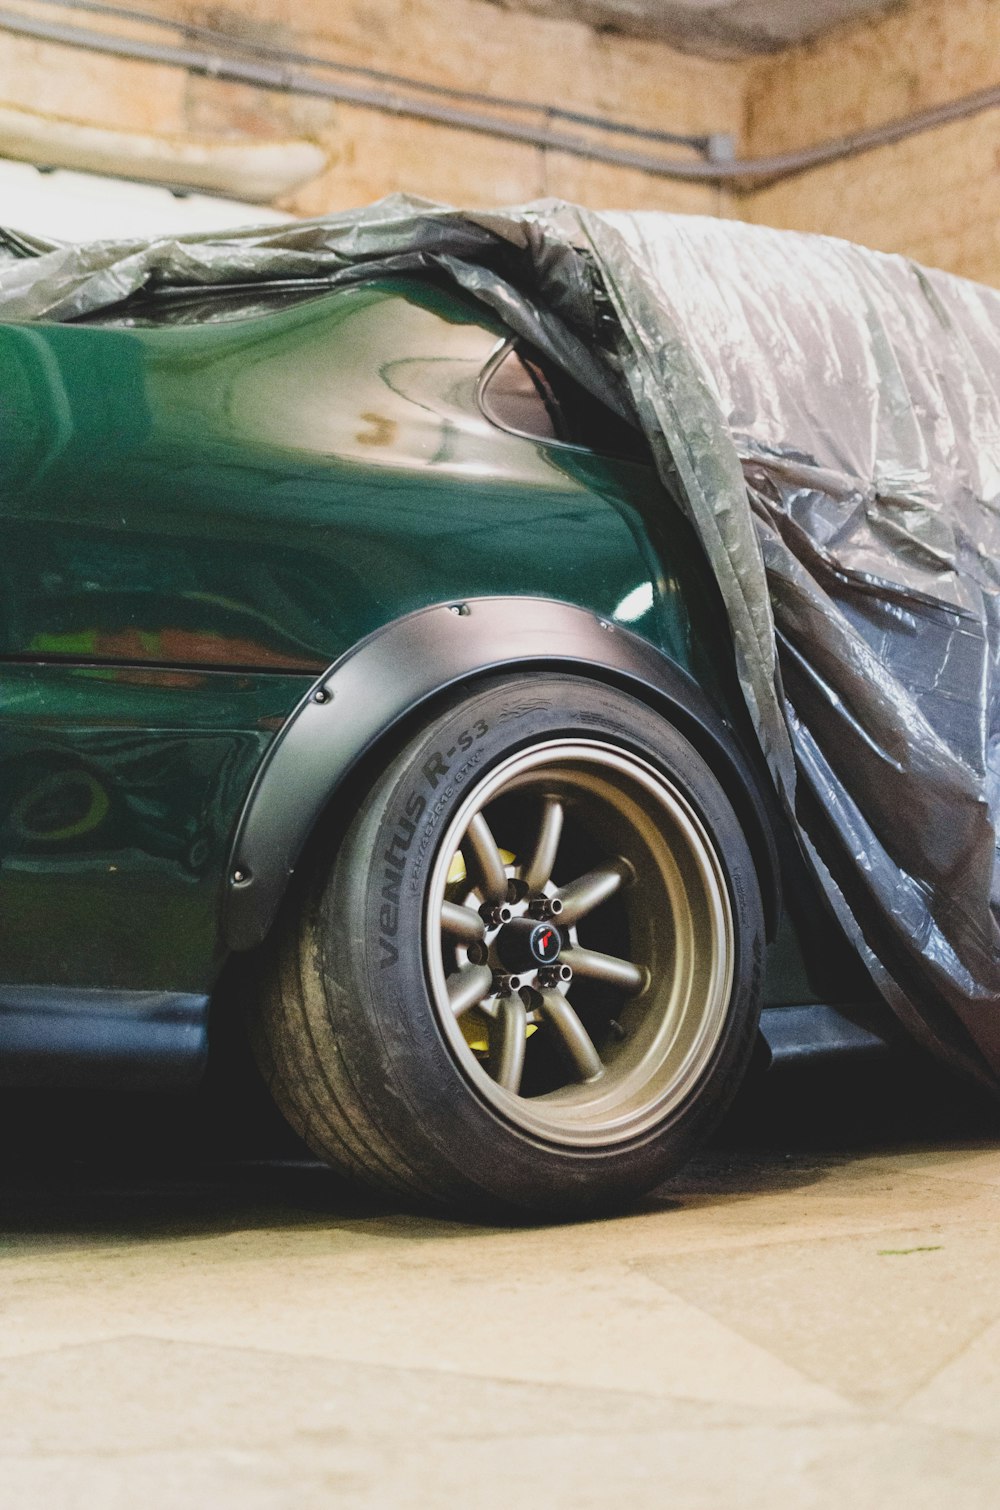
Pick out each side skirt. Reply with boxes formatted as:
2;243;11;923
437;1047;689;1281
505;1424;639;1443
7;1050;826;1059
0;995;888;1093
760;1003;892;1068
0;986;209;1090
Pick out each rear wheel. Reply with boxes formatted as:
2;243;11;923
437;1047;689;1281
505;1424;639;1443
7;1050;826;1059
252;674;764;1216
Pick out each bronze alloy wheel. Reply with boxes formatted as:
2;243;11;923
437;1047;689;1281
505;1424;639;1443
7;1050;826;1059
255;673;763;1214
425;740;735;1146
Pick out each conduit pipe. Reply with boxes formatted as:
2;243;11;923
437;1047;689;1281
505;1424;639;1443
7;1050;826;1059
0;4;997;191
0;102;325;200
27;0;719;153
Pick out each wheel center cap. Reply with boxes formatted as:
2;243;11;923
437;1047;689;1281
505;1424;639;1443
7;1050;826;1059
493;915;562;972
529;922;562;965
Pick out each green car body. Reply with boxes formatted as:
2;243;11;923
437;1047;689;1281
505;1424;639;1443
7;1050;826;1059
0;274;874;1109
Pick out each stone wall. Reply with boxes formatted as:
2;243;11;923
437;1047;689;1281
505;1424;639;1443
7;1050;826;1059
742;0;1000;285
0;0;744;217
0;0;998;284
270;0;744;216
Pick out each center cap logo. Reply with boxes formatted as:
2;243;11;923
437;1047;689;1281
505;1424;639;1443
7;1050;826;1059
529;923;561;965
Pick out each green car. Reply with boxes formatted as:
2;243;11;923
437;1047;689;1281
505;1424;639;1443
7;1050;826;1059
0;272;882;1214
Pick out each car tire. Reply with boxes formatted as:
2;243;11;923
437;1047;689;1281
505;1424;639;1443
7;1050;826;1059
251;673;765;1216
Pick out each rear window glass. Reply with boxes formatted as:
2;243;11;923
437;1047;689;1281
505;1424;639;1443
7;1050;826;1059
479;343;647;462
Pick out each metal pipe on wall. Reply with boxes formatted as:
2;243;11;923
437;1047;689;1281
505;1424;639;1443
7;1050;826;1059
25;0;718;154
0;2;996;191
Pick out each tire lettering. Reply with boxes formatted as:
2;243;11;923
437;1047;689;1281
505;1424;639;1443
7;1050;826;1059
378;938;399;969
377;793;427;968
452;748;484;787
423;751;451;788
432;720;490;769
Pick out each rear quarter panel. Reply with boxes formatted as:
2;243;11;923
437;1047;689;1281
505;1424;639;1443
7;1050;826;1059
0;278;777;996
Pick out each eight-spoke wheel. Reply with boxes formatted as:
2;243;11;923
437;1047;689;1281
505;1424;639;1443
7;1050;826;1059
253;674;764;1215
427;741;734;1146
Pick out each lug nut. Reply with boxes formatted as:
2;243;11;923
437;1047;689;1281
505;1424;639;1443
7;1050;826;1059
537;963;573;989
467;941;489;965
492;972;522;995
527;896;563;920
480;902;513;928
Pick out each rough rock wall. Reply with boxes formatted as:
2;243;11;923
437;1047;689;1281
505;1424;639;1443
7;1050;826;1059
743;0;1000;285
0;0;744;217
0;0;997;284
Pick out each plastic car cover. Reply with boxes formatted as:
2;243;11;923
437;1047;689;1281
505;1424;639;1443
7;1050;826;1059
2;194;999;1084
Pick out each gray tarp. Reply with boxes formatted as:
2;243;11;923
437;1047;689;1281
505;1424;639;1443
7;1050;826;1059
3;194;1000;1084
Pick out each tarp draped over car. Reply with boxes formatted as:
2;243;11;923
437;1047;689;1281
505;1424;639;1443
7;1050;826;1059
3;194;1000;1084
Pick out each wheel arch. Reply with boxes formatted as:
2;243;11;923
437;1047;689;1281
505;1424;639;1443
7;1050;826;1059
222;597;782;952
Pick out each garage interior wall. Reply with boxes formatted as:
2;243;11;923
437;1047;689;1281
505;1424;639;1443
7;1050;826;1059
743;0;1000;287
0;0;996;285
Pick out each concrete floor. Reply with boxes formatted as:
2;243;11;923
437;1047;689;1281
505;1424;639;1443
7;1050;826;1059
2;1059;1000;1508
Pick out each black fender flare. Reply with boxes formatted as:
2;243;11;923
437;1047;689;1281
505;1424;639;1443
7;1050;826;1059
222;596;782;951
